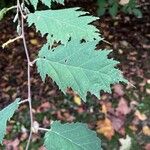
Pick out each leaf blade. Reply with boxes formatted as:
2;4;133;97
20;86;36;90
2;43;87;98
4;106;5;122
27;0;64;9
36;40;127;101
44;121;102;150
0;98;20;144
27;8;101;45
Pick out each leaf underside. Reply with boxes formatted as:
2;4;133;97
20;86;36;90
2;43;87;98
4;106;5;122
0;98;20;144
44;121;102;150
36;40;127;101
27;8;101;45
27;0;64;9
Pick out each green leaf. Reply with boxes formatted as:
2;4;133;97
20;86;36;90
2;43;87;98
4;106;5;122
97;0;106;16
109;2;118;17
44;121;102;150
0;98;20;144
27;8;101;45
0;8;7;21
132;8;142;18
36;40;127;101
27;0;64;9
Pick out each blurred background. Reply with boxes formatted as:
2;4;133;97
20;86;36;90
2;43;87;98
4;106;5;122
0;0;150;149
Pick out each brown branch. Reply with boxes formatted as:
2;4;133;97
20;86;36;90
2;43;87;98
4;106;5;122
17;0;33;149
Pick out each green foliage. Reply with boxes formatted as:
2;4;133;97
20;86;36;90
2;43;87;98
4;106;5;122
0;0;128;148
36;40;127;101
138;95;150;115
44;121;102;150
97;0;142;18
27;8;101;45
26;0;64;9
97;0;106;16
109;0;118;17
0;8;7;21
122;0;142;18
0;98;20;143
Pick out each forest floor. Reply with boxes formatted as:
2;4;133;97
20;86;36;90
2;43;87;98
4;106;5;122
0;1;150;150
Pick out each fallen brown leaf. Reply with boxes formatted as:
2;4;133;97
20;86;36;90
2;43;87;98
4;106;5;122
135;110;147;121
142;126;150;136
116;98;131;115
97;118;115;140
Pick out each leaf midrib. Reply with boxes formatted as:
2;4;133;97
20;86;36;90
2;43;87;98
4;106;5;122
39;57;112;76
39;57;112;91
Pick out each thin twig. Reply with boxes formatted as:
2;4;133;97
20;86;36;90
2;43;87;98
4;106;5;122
18;99;29;105
2;35;22;48
17;0;26;19
18;1;30;64
17;0;33;149
38;127;50;132
26;130;33;150
102;39;112;45
6;5;17;11
25;65;33;150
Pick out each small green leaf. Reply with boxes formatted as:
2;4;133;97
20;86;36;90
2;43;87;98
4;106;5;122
0;8;7;21
36;40;127;101
109;2;118;17
0;98;20;144
44;121;102;150
97;0;106;16
28;0;64;9
132;8;142;18
27;8;101;45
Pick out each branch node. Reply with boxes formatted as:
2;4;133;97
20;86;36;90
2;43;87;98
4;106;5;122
30;59;39;67
32;121;40;133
